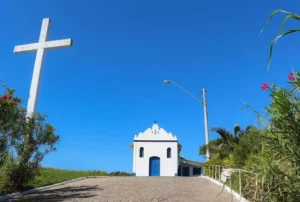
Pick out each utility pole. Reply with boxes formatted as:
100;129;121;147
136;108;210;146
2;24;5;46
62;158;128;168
202;88;210;161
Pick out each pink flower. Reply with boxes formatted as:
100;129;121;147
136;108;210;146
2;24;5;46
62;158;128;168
288;72;295;80
1;95;7;100
262;82;268;91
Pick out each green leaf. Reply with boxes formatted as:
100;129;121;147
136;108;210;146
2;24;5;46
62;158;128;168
268;29;300;70
260;10;296;35
278;14;300;35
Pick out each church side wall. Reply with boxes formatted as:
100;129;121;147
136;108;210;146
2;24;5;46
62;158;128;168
133;141;178;176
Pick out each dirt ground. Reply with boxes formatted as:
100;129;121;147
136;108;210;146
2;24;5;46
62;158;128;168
9;177;237;202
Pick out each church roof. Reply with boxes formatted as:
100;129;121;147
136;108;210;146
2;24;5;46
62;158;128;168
179;156;203;167
134;123;178;141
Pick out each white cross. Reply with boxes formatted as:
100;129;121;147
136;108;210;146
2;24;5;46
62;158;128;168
14;18;72;117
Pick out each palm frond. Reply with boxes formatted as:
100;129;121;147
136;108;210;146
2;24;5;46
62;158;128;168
234;124;242;137
245;125;254;133
211;127;232;140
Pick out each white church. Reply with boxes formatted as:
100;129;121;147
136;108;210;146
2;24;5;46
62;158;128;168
131;123;203;177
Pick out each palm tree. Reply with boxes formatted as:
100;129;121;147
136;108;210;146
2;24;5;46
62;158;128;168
199;138;222;157
199;125;254;158
233;124;253;137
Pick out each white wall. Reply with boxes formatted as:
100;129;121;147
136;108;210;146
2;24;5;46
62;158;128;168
133;141;178;176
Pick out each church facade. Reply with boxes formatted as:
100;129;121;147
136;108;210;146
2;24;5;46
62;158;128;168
132;123;203;177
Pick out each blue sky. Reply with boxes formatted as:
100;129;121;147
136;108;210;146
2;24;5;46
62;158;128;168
1;0;300;172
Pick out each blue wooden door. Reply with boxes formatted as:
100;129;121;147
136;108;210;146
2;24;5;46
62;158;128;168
149;157;160;176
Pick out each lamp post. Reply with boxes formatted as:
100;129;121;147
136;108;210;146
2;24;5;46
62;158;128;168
163;80;210;161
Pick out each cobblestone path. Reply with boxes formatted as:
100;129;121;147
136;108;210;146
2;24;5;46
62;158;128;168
10;177;237;202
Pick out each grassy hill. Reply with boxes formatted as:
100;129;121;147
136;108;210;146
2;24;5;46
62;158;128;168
26;167;131;190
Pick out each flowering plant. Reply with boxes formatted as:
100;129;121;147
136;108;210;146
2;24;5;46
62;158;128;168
0;80;60;193
242;72;300;201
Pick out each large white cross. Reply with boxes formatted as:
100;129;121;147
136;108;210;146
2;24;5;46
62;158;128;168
14;18;72;117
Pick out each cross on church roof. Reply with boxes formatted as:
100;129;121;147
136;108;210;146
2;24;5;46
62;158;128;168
153;120;158;124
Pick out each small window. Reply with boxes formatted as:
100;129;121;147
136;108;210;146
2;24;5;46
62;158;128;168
167;148;171;158
139;147;144;158
193;167;201;175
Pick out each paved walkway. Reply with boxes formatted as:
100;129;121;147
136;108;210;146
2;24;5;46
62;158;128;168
10;177;237;202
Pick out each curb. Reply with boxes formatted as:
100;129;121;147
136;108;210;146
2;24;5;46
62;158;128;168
0;176;112;201
199;176;248;202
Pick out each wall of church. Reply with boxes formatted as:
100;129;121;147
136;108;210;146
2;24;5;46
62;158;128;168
133;141;178;176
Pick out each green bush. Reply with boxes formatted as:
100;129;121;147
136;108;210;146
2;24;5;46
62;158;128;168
0;82;60;194
242;73;300;201
232;128;263;168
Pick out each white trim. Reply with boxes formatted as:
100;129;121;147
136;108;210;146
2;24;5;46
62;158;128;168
199;176;248;202
0;176;110;201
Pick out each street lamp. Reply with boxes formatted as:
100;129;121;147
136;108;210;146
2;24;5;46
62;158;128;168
163;80;210;161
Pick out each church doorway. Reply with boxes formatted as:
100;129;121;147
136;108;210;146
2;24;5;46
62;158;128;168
149;157;160;176
182;167;190;176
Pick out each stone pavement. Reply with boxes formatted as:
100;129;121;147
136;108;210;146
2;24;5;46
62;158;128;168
10;177;237;202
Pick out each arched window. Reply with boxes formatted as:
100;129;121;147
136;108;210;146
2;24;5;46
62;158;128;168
167;148;171;158
139;147;144;158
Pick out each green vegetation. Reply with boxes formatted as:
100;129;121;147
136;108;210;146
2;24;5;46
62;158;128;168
2;7;300;201
261;10;300;69
26;167;130;190
27;167;107;189
0;80;131;195
0;82;60;194
200;9;300;201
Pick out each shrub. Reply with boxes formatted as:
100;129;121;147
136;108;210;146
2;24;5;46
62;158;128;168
232;128;263;168
0;82;60;194
242;72;300;201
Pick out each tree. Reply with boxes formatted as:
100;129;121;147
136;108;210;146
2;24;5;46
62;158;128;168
0;87;23;166
232;128;263;167
199;138;222;157
200;125;254;159
0;81;60;193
